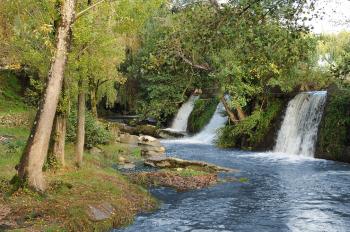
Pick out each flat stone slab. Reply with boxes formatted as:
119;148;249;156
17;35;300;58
145;157;239;173
87;202;115;222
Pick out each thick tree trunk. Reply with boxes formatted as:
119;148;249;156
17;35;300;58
221;96;239;124
75;84;85;168
17;0;76;192
91;89;98;118
51;113;67;167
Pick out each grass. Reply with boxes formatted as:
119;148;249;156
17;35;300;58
0;130;158;231
0;74;158;231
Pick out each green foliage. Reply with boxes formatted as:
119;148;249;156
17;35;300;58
188;98;219;133
67;110;112;148
217;99;283;148
317;87;350;159
0;71;29;114
124;0;324;123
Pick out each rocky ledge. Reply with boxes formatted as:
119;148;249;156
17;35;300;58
127;157;238;191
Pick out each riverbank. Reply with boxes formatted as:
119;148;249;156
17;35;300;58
0;125;158;231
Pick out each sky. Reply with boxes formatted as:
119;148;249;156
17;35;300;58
309;0;350;34
218;0;350;34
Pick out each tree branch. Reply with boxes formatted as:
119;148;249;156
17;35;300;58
176;52;212;71
75;0;108;21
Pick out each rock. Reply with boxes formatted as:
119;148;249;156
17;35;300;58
89;147;102;154
118;133;139;146
136;124;159;137
118;163;136;170
87;202;115;222
145;157;238;173
157;129;186;139
138;135;161;147
118;156;126;164
138;136;165;158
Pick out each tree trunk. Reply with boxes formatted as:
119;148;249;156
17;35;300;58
17;0;76;192
221;96;239;124
51;113;67;167
236;106;246;121
91;88;98;118
75;83;85;168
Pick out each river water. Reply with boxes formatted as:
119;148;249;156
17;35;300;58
115;142;350;232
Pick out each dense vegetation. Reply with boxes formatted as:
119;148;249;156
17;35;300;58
0;0;350;230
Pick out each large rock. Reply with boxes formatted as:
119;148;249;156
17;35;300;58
118;133;139;146
157;129;186;139
145;157;238;173
136;124;159;138
138;136;165;158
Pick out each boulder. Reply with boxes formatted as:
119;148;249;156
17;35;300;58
136;124;159;137
118;133;139;146
87;202;115;222
138;135;161;147
157;129;186;139
138;136;165;158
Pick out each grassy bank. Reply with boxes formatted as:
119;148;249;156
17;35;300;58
0;72;158;231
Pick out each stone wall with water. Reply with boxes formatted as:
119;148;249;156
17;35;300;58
316;85;350;163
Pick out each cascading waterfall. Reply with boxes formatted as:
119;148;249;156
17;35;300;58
185;102;228;144
274;91;327;157
169;95;199;132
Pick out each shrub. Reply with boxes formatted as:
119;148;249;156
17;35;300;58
217;99;282;148
67;110;112;148
317;87;350;160
187;98;219;134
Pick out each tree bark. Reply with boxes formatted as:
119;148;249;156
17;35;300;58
236;106;246;121
17;0;76;192
221;96;239;124
75;82;85;168
51;113;67;167
90;88;98;118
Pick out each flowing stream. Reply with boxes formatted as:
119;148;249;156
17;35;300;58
169;95;199;132
114;91;350;232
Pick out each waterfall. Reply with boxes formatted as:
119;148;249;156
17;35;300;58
274;91;327;157
170;95;199;132
185;102;228;144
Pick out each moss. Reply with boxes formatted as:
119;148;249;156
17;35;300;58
217;99;283;149
187;98;219;134
317;87;350;161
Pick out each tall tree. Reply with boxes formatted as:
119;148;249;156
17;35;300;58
17;0;76;192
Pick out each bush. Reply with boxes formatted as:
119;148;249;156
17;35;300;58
187;98;219;134
67;110;112;148
317;87;350;160
217;99;282;149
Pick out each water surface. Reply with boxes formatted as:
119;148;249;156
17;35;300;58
115;143;350;232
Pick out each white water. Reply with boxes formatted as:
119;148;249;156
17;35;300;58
169;95;199;132
274;91;327;157
169;102;228;144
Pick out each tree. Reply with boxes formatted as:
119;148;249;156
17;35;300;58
17;0;76;192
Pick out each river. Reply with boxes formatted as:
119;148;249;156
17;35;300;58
114;142;350;232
